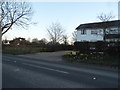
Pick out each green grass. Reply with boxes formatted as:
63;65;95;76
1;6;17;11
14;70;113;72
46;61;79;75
62;53;119;67
2;47;48;55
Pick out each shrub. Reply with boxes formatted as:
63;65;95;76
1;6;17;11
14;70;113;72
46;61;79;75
62;50;118;67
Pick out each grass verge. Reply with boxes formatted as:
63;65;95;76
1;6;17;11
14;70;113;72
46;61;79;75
62;51;118;68
2;47;48;55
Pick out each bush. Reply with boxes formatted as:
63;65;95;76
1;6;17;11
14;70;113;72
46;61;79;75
2;47;50;55
62;51;118;67
74;41;120;56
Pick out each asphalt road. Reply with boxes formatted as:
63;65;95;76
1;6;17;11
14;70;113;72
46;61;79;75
2;54;118;88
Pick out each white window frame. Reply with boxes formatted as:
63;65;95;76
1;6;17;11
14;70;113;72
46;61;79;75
91;30;98;35
81;29;86;35
109;29;118;34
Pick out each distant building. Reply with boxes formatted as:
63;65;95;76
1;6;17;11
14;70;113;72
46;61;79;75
76;20;120;42
9;37;28;48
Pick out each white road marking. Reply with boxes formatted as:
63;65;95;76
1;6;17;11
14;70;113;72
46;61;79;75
93;77;96;80
22;63;69;74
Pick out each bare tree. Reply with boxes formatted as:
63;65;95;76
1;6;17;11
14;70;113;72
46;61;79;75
0;0;33;35
62;35;68;45
27;37;31;43
97;12;115;22
46;22;65;44
72;31;77;42
39;38;48;45
32;38;39;44
97;12;115;41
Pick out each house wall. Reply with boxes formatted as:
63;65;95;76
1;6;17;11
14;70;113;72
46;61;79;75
77;27;120;42
77;29;103;42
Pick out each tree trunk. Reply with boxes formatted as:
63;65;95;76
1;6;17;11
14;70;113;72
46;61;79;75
103;28;106;41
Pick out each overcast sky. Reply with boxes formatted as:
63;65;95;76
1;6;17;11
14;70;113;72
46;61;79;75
2;1;118;42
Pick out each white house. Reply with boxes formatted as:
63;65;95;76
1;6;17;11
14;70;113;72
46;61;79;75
76;20;120;42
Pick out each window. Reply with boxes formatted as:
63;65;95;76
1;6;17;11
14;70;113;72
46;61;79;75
81;29;86;35
91;30;98;34
109;29;118;34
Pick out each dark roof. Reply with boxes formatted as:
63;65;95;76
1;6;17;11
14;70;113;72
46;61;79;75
76;20;120;30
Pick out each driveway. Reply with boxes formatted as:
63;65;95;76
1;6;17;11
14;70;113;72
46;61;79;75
18;51;69;62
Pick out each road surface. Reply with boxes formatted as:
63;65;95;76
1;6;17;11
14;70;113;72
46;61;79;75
2;54;118;88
